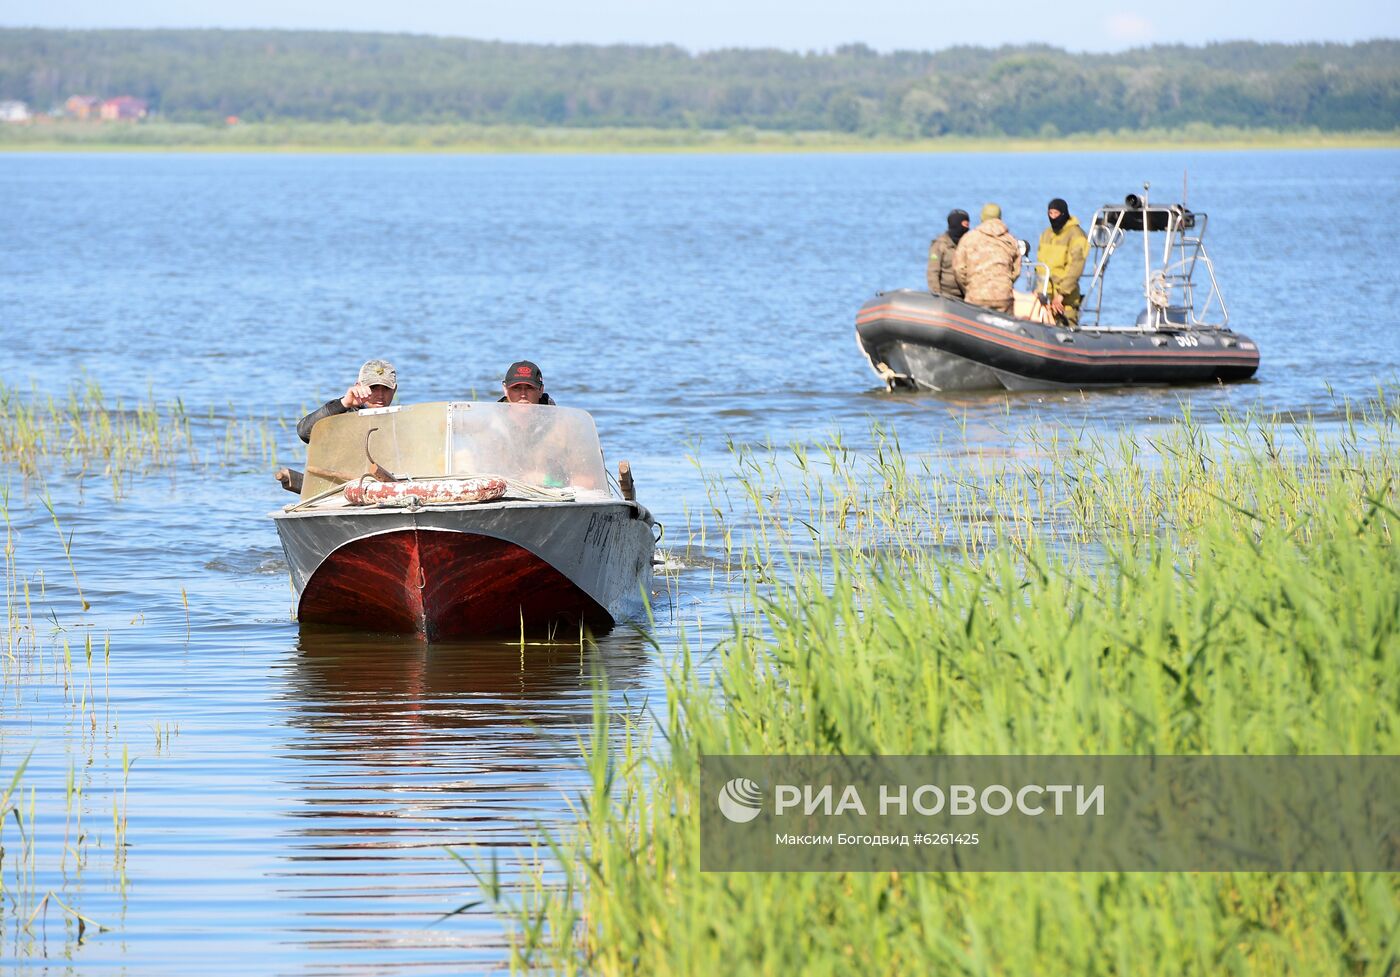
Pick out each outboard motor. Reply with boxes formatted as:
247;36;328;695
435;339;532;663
1135;307;1191;327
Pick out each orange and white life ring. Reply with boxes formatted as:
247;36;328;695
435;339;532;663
344;476;507;507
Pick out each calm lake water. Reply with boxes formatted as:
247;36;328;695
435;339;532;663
2;149;1398;973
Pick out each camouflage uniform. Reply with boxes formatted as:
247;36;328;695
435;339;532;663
1036;215;1089;326
953;218;1020;313
926;232;963;298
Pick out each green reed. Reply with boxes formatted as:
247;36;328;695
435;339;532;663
482;397;1400;976
0;382;216;954
2;640;128;952
1;480;134;952
0;380;275;493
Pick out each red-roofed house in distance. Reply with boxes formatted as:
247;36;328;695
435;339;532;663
65;95;100;119
100;97;148;121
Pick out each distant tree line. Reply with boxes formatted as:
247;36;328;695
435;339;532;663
1;29;1396;135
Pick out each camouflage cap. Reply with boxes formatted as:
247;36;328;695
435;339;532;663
357;359;397;389
980;203;1002;221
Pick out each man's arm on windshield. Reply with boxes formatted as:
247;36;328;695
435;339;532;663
296;399;350;444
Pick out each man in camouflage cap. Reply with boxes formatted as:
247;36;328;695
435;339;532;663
296;358;398;444
953;203;1021;313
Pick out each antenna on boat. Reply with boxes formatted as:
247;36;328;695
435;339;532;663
1142;182;1152;325
1182;168;1188;207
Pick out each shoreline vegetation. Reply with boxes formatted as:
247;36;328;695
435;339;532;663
3;31;1396;142
0;381;276;497
5;31;1396;155
2;121;1396;154
478;399;1400;975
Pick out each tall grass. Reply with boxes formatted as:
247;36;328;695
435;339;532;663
483;400;1400;976
0;380;275;493
0;382;196;951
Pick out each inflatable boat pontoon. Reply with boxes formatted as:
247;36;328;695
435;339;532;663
856;187;1260;392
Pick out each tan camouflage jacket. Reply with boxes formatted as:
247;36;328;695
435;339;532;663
953;219;1021;306
926;232;963;297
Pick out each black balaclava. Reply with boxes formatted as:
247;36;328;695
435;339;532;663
1047;198;1070;234
947;208;970;244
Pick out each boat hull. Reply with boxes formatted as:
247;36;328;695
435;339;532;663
856;290;1260;392
272;500;654;639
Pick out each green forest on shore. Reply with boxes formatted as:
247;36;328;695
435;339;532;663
0;29;1398;150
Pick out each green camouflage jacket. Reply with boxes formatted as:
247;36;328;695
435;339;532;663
926;232;964;297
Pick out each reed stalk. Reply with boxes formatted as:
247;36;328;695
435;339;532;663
481;397;1400;977
0;380;274;490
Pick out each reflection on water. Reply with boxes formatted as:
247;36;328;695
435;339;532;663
271;630;650;966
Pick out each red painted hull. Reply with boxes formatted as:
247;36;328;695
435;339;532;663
298;529;612;639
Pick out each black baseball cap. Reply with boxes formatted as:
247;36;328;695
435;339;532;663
503;360;544;389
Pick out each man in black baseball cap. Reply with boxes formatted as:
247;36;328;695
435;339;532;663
498;360;556;406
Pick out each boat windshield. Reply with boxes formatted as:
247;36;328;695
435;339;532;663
300;401;610;500
448;402;608;492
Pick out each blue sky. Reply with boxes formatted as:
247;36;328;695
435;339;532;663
3;0;1395;52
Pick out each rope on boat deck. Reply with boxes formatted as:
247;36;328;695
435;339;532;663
284;473;575;512
286;481;348;511
497;477;575;503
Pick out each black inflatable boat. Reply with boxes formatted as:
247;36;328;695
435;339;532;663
856;188;1261;392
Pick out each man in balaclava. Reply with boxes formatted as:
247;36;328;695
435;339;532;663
926;208;970;299
1036;197;1089;326
953;203;1020;313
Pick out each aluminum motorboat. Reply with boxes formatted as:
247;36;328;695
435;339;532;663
271;401;656;639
